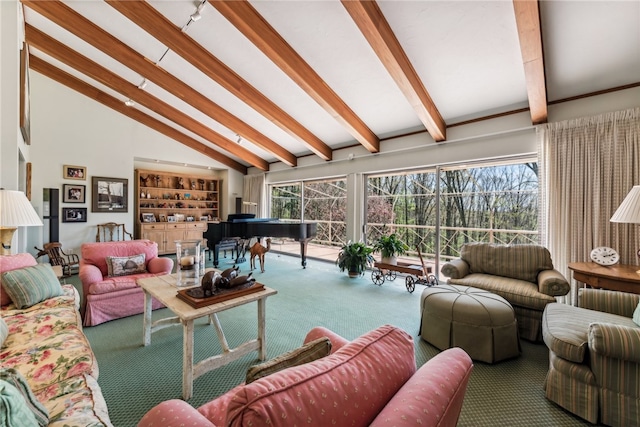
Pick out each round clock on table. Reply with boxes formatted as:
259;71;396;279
590;246;620;266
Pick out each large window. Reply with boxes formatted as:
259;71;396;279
270;178;347;247
366;159;538;261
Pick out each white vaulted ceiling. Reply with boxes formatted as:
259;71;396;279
21;0;640;174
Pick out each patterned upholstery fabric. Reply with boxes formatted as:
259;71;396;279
542;288;640;426
443;243;569;342
1;283;113;426
460;243;554;283
0;253;38;306
139;326;474;427
79;240;173;326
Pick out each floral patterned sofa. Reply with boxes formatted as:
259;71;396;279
1;253;113;426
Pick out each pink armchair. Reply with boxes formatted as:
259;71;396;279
139;325;473;427
79;239;173;326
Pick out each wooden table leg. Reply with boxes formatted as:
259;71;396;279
258;297;267;361
143;290;153;346
183;319;194;400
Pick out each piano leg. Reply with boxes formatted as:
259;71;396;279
299;239;310;269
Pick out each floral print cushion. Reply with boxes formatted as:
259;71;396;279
35;374;112;427
1;298;99;393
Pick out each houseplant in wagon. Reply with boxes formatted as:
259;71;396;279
373;233;409;265
336;241;375;278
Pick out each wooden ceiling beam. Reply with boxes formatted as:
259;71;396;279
106;0;332;162
26;24;267;171
211;0;380;153
513;0;548;124
22;0;291;168
342;0;446;142
29;55;247;174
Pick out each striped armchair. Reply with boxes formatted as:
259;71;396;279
442;243;570;341
542;288;640;426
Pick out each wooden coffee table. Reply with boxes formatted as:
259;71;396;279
137;273;277;399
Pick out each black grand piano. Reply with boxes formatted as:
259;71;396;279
204;214;318;268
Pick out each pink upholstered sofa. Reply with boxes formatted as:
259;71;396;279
79;240;173;326
138;324;474;427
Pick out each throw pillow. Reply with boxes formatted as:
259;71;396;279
0;368;49;426
0;317;7;348
633;301;640;327
106;253;147;277
246;337;332;384
0;264;63;309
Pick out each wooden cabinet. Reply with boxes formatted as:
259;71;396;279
135;169;219;254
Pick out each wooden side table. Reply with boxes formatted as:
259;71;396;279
568;262;640;294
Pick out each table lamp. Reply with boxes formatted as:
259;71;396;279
610;185;640;263
0;189;43;255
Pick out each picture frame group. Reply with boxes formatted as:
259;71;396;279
141;213;156;223
92;176;128;213
62;208;87;223
63;165;86;180
63;184;86;203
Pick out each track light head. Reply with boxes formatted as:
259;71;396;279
124;99;135;107
190;11;201;22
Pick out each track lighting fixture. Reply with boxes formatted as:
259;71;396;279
124;99;135;107
190;0;207;22
236;134;242;144
138;79;148;89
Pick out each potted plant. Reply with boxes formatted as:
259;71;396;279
373;233;409;265
336;241;374;278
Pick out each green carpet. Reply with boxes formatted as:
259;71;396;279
73;252;592;427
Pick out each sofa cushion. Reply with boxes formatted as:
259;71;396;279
246;337;331;384
1;264;64;309
0;368;48;426
448;274;555;310
106;253;146;277
199;325;416;427
461;243;554;283
543;303;637;363
0;253;38;306
81;240;159;277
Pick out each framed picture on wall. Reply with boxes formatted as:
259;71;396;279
62;208;87;223
63;165;87;180
63;184;86;203
92;176;128;212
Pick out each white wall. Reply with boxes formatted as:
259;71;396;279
28;71;242;254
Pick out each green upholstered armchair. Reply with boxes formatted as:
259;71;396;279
542;288;640;426
441;243;570;341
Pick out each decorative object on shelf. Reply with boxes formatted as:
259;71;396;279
373;231;409;265
154;175;161;187
176;240;201;287
63;184;86;203
589;246;620;266
63;165;86;180
610;185;640;262
0;189;43;255
141;213;156;223
336;241;374;278
62;207;87;223
167;215;177;223
92;176;128;213
159;214;167;222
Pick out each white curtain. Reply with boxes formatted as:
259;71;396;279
243;174;266;217
538;107;640;304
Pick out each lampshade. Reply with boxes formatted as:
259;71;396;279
610;186;640;224
0;189;43;227
0;189;42;255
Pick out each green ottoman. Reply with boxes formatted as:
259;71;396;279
420;284;520;363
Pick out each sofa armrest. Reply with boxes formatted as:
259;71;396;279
147;257;174;274
79;262;103;287
589;323;640;363
579;288;640;317
303;326;350;354
441;258;470;279
370;347;473;427
537;269;570;296
138;400;215;427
